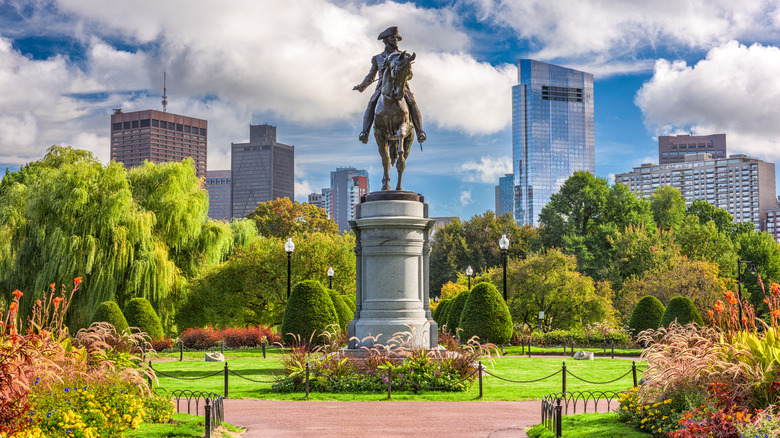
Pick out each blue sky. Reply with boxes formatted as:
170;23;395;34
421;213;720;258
2;0;780;220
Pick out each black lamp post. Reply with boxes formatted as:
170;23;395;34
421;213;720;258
737;259;756;324
499;234;509;302
327;266;334;289
285;237;295;299
466;265;473;289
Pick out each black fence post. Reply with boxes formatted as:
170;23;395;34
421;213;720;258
611;338;615;359
632;361;638;387
305;362;310;399
141;342;146;362
224;362;229;398
528;340;531;358
147;361;153;388
179;341;184;361
555;397;563;438
561;361;567;395
221;340;224;356
478;361;483;399
204;398;212;438
571;339;575;357
262;340;267;359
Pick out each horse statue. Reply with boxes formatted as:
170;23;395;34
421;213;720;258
373;51;417;191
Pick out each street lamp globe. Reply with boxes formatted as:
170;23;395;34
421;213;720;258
285;237;295;254
466;266;473;277
499;234;509;250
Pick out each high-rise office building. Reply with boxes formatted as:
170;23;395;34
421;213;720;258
110;109;207;178
495;173;514;219
615;154;776;230
512;59;595;227
231;124;294;219
659;134;727;164
308;189;331;214
326;167;369;232
766;207;780;243
206;170;231;220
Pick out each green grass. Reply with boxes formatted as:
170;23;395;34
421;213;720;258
501;345;644;357
123;413;244;438
526;412;651;437
150;349;646;401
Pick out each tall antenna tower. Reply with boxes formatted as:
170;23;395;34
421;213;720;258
162;72;168;112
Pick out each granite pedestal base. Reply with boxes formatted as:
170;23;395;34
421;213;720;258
346;191;438;349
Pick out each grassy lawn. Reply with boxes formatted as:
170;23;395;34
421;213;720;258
526;412;651;437
123;413;244;438
150;348;645;401
501;345;643;357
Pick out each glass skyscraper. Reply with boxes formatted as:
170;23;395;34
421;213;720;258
512;60;595;226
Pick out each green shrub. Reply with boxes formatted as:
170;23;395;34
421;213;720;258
459;282;512;344
343;293;357;312
281;280;338;345
445;291;470;332
123;297;164;340
91;301;129;332
433;298;451;327
660;296;704;327
328;289;353;331
628;296;665;337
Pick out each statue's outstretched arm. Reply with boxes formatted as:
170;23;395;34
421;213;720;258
354;58;379;92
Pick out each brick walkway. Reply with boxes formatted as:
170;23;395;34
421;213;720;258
223;400;540;437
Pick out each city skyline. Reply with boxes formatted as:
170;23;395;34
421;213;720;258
2;1;780;221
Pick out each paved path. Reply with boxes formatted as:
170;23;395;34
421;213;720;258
223;400;540;438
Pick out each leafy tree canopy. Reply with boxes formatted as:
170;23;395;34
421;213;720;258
246;197;338;238
649;186;687;231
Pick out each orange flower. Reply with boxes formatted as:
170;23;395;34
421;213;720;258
772;283;780;296
8;302;17;313
50;283;55;291
53;297;63;309
715;300;725;313
708;310;714;318
36;299;41;307
12;290;22;299
74;277;82;287
772;309;780;318
742;316;748;324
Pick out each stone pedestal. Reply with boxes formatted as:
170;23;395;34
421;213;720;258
346;191;438;349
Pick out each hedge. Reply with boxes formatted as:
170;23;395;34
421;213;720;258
280;280;338;345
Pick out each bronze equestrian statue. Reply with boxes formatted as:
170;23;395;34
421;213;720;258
354;26;425;191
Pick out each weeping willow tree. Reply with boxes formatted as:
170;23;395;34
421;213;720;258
0;146;243;333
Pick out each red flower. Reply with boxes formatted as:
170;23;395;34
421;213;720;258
36;299;41;307
12;290;22;299
74;277;82;287
708;309;714;318
772;283;780;296
772;309;780;318
8;302;17;313
53;297;63;309
715;300;725;313
50;283;55;291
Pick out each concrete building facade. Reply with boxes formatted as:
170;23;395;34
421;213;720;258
330;167;369;232
659;134;727;164
615;154;776;230
230;124;294;219
206;170;231;220
110;109;207;178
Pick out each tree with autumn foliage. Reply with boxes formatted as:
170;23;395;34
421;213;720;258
246;197;338;238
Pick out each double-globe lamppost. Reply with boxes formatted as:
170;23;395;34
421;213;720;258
499;234;509;302
327;266;334;289
737;259;756;324
466;265;473;289
285;237;295;299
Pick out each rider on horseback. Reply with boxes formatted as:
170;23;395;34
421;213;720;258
353;26;426;145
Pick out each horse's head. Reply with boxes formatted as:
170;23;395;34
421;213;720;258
382;51;415;101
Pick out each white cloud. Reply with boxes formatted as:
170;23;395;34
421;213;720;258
467;0;779;75
459;190;472;205
456;155;511;183
636;41;780;161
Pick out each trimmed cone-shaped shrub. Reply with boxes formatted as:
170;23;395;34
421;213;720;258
123;297;164;340
343;293;357;312
433;298;451;327
445;291;470;332
661;296;704;327
459;282;513;344
328;289;353;331
281;280;338;345
91;301;129;332
628;296;666;337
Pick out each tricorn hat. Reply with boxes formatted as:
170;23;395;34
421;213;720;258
378;26;402;41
